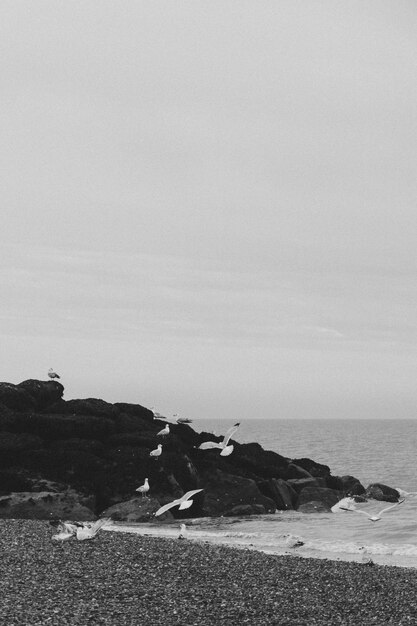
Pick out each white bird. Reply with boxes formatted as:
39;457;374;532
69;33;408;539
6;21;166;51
157;424;170;437
75;518;110;541
178;523;187;539
198;422;240;456
154;489;204;517
150;444;162;459
340;499;405;522
136;478;150;497
48;368;60;380
331;497;357;513
51;521;78;541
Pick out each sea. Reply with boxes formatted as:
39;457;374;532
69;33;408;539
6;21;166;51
108;419;417;569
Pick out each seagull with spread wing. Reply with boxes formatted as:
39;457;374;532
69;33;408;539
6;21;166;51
198;422;240;456
340;499;405;522
75;518;110;541
154;489;203;517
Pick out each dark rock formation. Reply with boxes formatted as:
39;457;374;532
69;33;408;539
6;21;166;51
101;497;171;522
365;483;399;503
0;490;96;520
0;378;393;521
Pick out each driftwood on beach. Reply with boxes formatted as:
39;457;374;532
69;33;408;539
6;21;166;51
0;379;400;521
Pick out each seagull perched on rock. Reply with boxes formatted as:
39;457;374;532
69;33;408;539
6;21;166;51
157;424;170;437
154;489;203;517
150;444;162;459
198;422;240;456
340;499;405;522
75;518;110;541
48;368;60;380
136;478;150;497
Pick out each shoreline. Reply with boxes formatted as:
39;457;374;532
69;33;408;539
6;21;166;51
107;520;417;571
3;519;417;625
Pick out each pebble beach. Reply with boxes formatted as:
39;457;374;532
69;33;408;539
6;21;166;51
2;520;417;625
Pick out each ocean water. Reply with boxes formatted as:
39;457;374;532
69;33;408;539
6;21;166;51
109;419;417;568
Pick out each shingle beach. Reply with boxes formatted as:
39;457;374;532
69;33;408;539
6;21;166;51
2;520;417;625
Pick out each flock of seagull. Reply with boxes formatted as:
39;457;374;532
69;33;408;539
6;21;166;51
46;373;410;548
49;393;240;542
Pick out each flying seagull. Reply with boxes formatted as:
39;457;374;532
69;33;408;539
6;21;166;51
75;518;110;541
157;424;170;437
340;499;405;522
154;489;203;517
198;422;240;456
136;478;150;497
150;444;162;459
48;368;60;380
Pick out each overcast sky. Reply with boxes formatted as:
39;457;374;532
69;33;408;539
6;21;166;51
1;1;416;420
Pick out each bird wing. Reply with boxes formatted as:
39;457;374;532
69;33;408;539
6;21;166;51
339;507;371;518
222;423;240;445
198;441;222;450
378;499;405;516
89;518;110;535
182;489;204;501
154;500;180;516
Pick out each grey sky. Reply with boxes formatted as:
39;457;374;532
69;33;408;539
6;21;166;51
1;1;416;419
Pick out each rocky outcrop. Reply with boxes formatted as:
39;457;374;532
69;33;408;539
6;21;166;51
202;471;276;516
0;490;96;520
0;378;398;521
101;497;171;522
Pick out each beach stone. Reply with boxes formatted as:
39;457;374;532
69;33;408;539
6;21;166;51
365;483;399;503
296;486;342;509
101;496;173;522
0;490;96;520
202;470;276;516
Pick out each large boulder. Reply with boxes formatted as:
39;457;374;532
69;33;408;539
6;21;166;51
291;458;331;479
327;475;365;495
0;382;36;411
0;490;96;520
202;470;276;517
286;477;325;494
101;496;170;522
257;478;296;510
365;483;399;503
296;486;342;510
298;500;332;513
17;380;64;410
